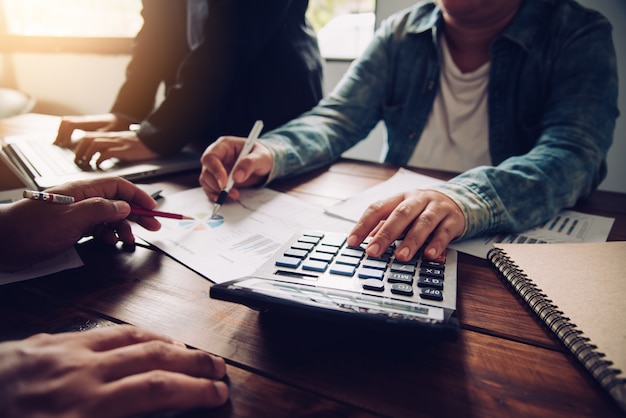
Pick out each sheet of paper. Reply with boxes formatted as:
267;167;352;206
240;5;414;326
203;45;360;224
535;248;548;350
452;210;614;258
0;248;83;286
324;168;615;259
324;168;444;222
137;187;354;283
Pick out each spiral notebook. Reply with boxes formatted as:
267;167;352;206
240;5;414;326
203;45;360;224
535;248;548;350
487;242;626;413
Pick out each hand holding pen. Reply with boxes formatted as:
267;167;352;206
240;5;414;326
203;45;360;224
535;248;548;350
211;120;264;218
3;177;165;272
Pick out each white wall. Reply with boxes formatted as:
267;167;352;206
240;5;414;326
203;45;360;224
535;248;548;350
1;0;624;192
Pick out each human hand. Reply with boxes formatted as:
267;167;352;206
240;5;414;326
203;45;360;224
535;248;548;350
199;136;273;202
54;113;133;148
72;131;160;168
0;325;229;418
347;189;465;261
0;177;161;271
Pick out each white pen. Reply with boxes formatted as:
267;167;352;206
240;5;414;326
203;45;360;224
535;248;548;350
23;190;75;204
211;120;264;218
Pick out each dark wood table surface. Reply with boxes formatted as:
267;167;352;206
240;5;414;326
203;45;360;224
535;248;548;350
1;114;625;418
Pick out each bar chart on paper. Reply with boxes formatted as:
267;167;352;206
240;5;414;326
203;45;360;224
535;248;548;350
137;187;354;283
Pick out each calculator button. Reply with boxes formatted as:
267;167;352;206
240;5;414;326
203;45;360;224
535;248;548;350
362;278;385;292
390;262;416;274
420;260;445;270
420;287;443;301
419;267;444;279
387;272;413;284
309;251;334;262
390;283;413;296
340;247;365;258
369;252;392;263
291;241;315;252
358;268;385;280
335;255;360;266
362;259;388;270
302;260;329;272
284;248;308;259
320;234;347;247
330;263;356;276
317;245;340;255
299;235;321;244
275;256;301;269
418;276;443;290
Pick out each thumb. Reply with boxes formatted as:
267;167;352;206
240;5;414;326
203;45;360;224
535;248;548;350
232;158;257;185
232;152;271;186
72;198;131;226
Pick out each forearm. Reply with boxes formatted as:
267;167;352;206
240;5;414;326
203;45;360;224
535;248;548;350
433;139;610;239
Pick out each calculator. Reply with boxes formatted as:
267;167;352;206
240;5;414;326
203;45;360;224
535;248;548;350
210;230;459;338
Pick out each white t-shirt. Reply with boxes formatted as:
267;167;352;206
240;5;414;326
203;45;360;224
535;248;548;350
408;36;492;172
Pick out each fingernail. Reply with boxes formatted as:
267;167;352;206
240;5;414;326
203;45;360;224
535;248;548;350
113;201;130;214
233;169;245;183
397;246;410;260
214;381;230;402
368;242;380;256
426;247;437;259
347;234;359;246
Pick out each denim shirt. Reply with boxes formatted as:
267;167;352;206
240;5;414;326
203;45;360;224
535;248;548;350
261;0;618;239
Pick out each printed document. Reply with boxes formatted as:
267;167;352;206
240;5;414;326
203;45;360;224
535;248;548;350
137;187;354;283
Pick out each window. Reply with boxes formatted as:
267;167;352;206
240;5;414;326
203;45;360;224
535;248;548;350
307;0;376;60
0;0;376;59
0;0;142;53
2;0;142;37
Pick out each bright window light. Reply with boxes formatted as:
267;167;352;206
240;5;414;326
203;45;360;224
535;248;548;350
307;0;375;59
1;0;142;37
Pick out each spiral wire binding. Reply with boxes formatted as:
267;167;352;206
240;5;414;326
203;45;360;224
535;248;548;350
487;247;626;411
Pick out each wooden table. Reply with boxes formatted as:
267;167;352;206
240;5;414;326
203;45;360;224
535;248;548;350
1;114;625;418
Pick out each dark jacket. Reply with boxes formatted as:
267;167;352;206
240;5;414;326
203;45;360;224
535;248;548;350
114;0;323;156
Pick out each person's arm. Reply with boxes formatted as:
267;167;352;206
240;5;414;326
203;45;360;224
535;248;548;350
111;0;189;122
432;12;618;240
196;25;392;202
54;1;189;148
0;177;161;272
0;325;228;418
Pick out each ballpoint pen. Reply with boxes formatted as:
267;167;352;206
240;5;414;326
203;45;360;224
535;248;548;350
23;190;193;220
211;120;264;218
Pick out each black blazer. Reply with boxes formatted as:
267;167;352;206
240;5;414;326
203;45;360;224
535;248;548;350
114;0;324;156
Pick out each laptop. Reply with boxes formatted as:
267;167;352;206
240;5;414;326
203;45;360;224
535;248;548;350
1;134;201;190
210;230;459;339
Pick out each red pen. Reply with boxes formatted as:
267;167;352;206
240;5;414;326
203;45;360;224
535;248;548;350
130;206;194;220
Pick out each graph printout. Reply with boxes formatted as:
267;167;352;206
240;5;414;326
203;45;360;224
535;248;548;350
137;187;353;283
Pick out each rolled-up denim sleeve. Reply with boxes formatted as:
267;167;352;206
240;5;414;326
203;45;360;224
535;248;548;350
432;16;618;239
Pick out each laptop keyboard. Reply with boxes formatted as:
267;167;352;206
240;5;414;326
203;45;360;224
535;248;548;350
9;140;85;177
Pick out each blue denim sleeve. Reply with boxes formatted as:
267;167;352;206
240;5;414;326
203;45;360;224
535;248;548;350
433;17;619;239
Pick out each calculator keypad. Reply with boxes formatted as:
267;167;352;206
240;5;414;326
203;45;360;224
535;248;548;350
272;231;450;303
